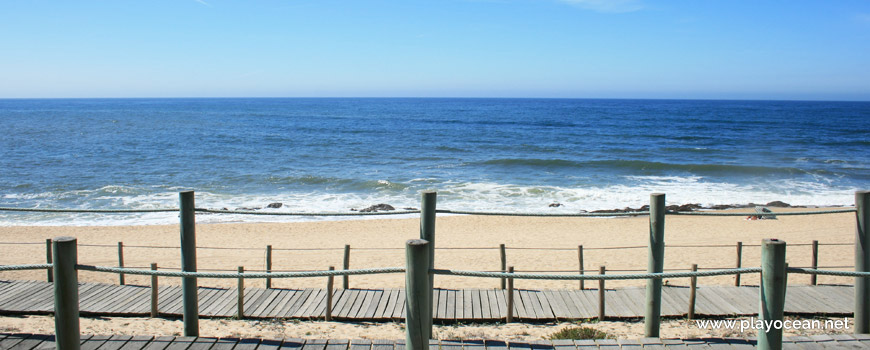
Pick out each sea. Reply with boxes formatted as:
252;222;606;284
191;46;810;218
0;98;867;226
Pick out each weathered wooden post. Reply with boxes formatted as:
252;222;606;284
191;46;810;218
343;245;351;289
326;266;335;321
735;241;743;286
856;191;870;334
811;240;819;286
179;190;199;336
45;238;53;282
53;236;80;350
578;245;585;290
266;245;273;289
499;244;506;290
688;264;697;320
507;266;514;322
405;239;432;348
758;238;787;350
419;191;436;336
118;242;125;285
237;266;244;318
598;265;606;321
150;263;158;318
645;193;665;337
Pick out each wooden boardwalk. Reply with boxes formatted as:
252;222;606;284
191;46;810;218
0;280;854;321
5;333;870;350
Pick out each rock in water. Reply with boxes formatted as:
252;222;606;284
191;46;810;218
267;202;283;209
765;201;791;208
359;204;396;212
549;203;563;208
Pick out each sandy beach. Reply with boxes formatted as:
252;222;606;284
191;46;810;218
0;208;857;290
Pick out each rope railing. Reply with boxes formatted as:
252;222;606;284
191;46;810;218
431;267;763;280
75;264;404;278
0;206;856;217
0;264;53;271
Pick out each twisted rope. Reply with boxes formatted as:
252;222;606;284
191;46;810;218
431;267;761;280
0;207;178;213
0;264;52;271
787;268;870;277
195;208;420;216
436;209;648;217
667;208;856;216
75;265;404;278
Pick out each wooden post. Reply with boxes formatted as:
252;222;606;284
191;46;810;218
598;265;606;321
118;242;125;285
855;191;870;334
645;193;665;338
343;245;351;289
266;245;272;289
419;191;436;336
499;244;506;290
326;266;335;321
405;239;431;348
758;238;787;350
53;236;81;350
45;238;53;282
507;266;514;323
811;240;819;286
179;190;199;336
735;241;743;286
150;263;158;318
578;245;585;290
237;266;244;318
688;264;698;320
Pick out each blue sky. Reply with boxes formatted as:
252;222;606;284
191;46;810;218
1;1;869;100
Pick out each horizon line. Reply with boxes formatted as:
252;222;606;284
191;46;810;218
2;96;869;103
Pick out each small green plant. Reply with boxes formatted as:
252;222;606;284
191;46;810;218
547;326;609;340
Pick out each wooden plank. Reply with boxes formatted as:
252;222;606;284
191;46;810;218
454;288;465;320
79;284;121;311
299;338;327;350
391;289;406;319
117;336;154;350
213;288;244;317
96;335;133;350
533;290;555;319
444;290;456;320
479;288;493;319
266;289;299;318
108;286;151;314
8;283;55;312
336;289;360;318
494;289;508;320
257;338;284;350
200;288;232;316
5;334;54;350
285;289;315;317
462;289;475;320
511;289;527;319
157;285;182;315
352;290;376;319
555;290;581;319
296;289;325;318
209;338;239;350
436;289;447;320
372;289;393;320
163;336;196;350
362;290;384;319
251;288;283;317
544;290;571;319
520;290;543;319
233;338;262;350
376;289;396;320
350;339;372;350
486;289;501;319
141;336;176;350
325;339;350;350
0;281;42;307
348;289;371;319
469;289;482;319
187;337;217;350
371;339;393;350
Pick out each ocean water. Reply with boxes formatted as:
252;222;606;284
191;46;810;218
0;98;867;225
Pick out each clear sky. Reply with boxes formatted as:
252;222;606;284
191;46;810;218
2;0;870;100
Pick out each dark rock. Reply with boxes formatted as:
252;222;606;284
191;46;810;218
359;203;396;212
236;207;261;211
765;201;791;208
549;203;563;208
638;205;650;211
708;204;735;210
675;203;702;212
403;207;418;211
266;202;283;209
350;208;357;211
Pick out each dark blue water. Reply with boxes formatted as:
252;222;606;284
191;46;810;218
1;98;867;225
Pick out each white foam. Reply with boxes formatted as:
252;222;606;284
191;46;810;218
0;176;859;226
